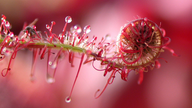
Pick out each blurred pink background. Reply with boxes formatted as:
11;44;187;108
0;0;192;108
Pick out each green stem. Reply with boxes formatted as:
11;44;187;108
0;38;86;53
0;38;128;69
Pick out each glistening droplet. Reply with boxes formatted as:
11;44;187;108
48;61;52;65
46;75;55;84
51;62;57;69
51;21;56;25
83;25;91;34
5;21;11;29
74;25;82;34
8;32;14;38
48;61;57;69
46;24;50;29
65;96;71;103
65;16;72;23
2;47;12;56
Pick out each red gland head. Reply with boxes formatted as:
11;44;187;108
117;18;163;68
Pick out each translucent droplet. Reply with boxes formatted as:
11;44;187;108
8;32;14;38
51;21;56;25
48;61;57;69
48;61;52;65
2;47;7;53
51;62;57;69
131;23;135;26
105;34;111;40
46;24;50;29
58;33;65;40
65;16;72;23
65;96;71;103
46;75;55;84
2;47;11;56
5;21;11;29
33;26;36;30
74;25;82;34
144;17;148;22
1;14;6;20
83;25;91;34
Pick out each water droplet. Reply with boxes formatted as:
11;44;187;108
46;24;50;29
51;21;56;25
51;62;57;69
105;34;111;40
1;14;6;20
48;61;57;69
144;17;148;22
131;23;135;26
2;47;12;56
58;33;65;40
8;32;14;38
65;96;71;103
83;25;91;34
65;16;72;23
5;21;11;29
48;61;52;65
74;25;82;34
33;26;36;30
46;75;55;84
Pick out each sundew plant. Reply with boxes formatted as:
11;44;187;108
0;15;177;103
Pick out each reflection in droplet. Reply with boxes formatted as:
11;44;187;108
51;21;56;25
65;16;72;23
46;24;50;29
65;96;71;103
2;47;12;56
48;61;57;69
5;21;11;29
105;34;111;40
83;25;91;34
74;25;82;34
46;75;55;84
8;32;14;38
51;62;57;69
48;61;52;65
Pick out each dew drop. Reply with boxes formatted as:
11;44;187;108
131;23;135;26
83;25;91;34
51;21;56;25
46;24;50;29
5;21;11;29
105;34;111;40
48;61;52;65
1;14;6;20
8;32;14;38
33;26;36;30
65;16;72;23
144;17;148;22
48;61;57;69
65;96;71;103
46;75;55;84
74;25;82;34
51;62;57;69
2;47;12;56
